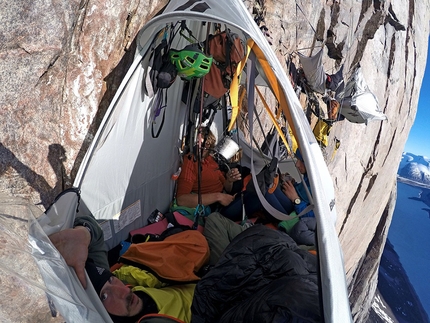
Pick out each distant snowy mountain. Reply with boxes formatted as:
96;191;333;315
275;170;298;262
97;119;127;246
398;152;430;185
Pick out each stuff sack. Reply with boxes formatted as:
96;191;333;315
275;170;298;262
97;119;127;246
150;38;177;91
312;119;332;147
327;98;340;121
204;30;245;99
202;30;245;100
119;230;209;283
324;97;340;122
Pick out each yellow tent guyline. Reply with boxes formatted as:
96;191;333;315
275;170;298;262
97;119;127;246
228;40;299;156
251;44;298;154
228;39;254;131
254;85;291;156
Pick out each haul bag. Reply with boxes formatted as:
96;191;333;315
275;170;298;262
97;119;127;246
312;119;331;147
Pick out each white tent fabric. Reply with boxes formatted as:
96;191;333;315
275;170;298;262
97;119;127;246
28;1;353;322
298;49;327;94
232;128;302;182
337;66;387;124
0;192;112;322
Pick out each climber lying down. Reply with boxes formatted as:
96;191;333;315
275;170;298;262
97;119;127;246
49;212;321;323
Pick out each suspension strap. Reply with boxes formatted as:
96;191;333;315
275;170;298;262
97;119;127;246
179;20;201;44
151;90;167;138
193;22;212;230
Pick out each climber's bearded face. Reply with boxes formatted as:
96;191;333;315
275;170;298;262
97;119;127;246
100;276;143;317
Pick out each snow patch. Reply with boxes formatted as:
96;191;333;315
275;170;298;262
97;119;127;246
399;152;430;185
372;294;395;323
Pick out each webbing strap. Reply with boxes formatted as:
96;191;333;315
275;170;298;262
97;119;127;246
151;90;167;138
193;204;205;230
194;22;212;230
246;52;296;221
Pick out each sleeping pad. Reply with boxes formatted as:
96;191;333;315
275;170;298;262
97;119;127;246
191;224;322;323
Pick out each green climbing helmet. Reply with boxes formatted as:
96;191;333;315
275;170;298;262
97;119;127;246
169;44;212;80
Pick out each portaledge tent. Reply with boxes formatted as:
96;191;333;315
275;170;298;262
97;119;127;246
29;0;353;322
337;66;387;124
298;49;327;94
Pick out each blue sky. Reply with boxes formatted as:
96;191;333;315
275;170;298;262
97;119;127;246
404;38;430;157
